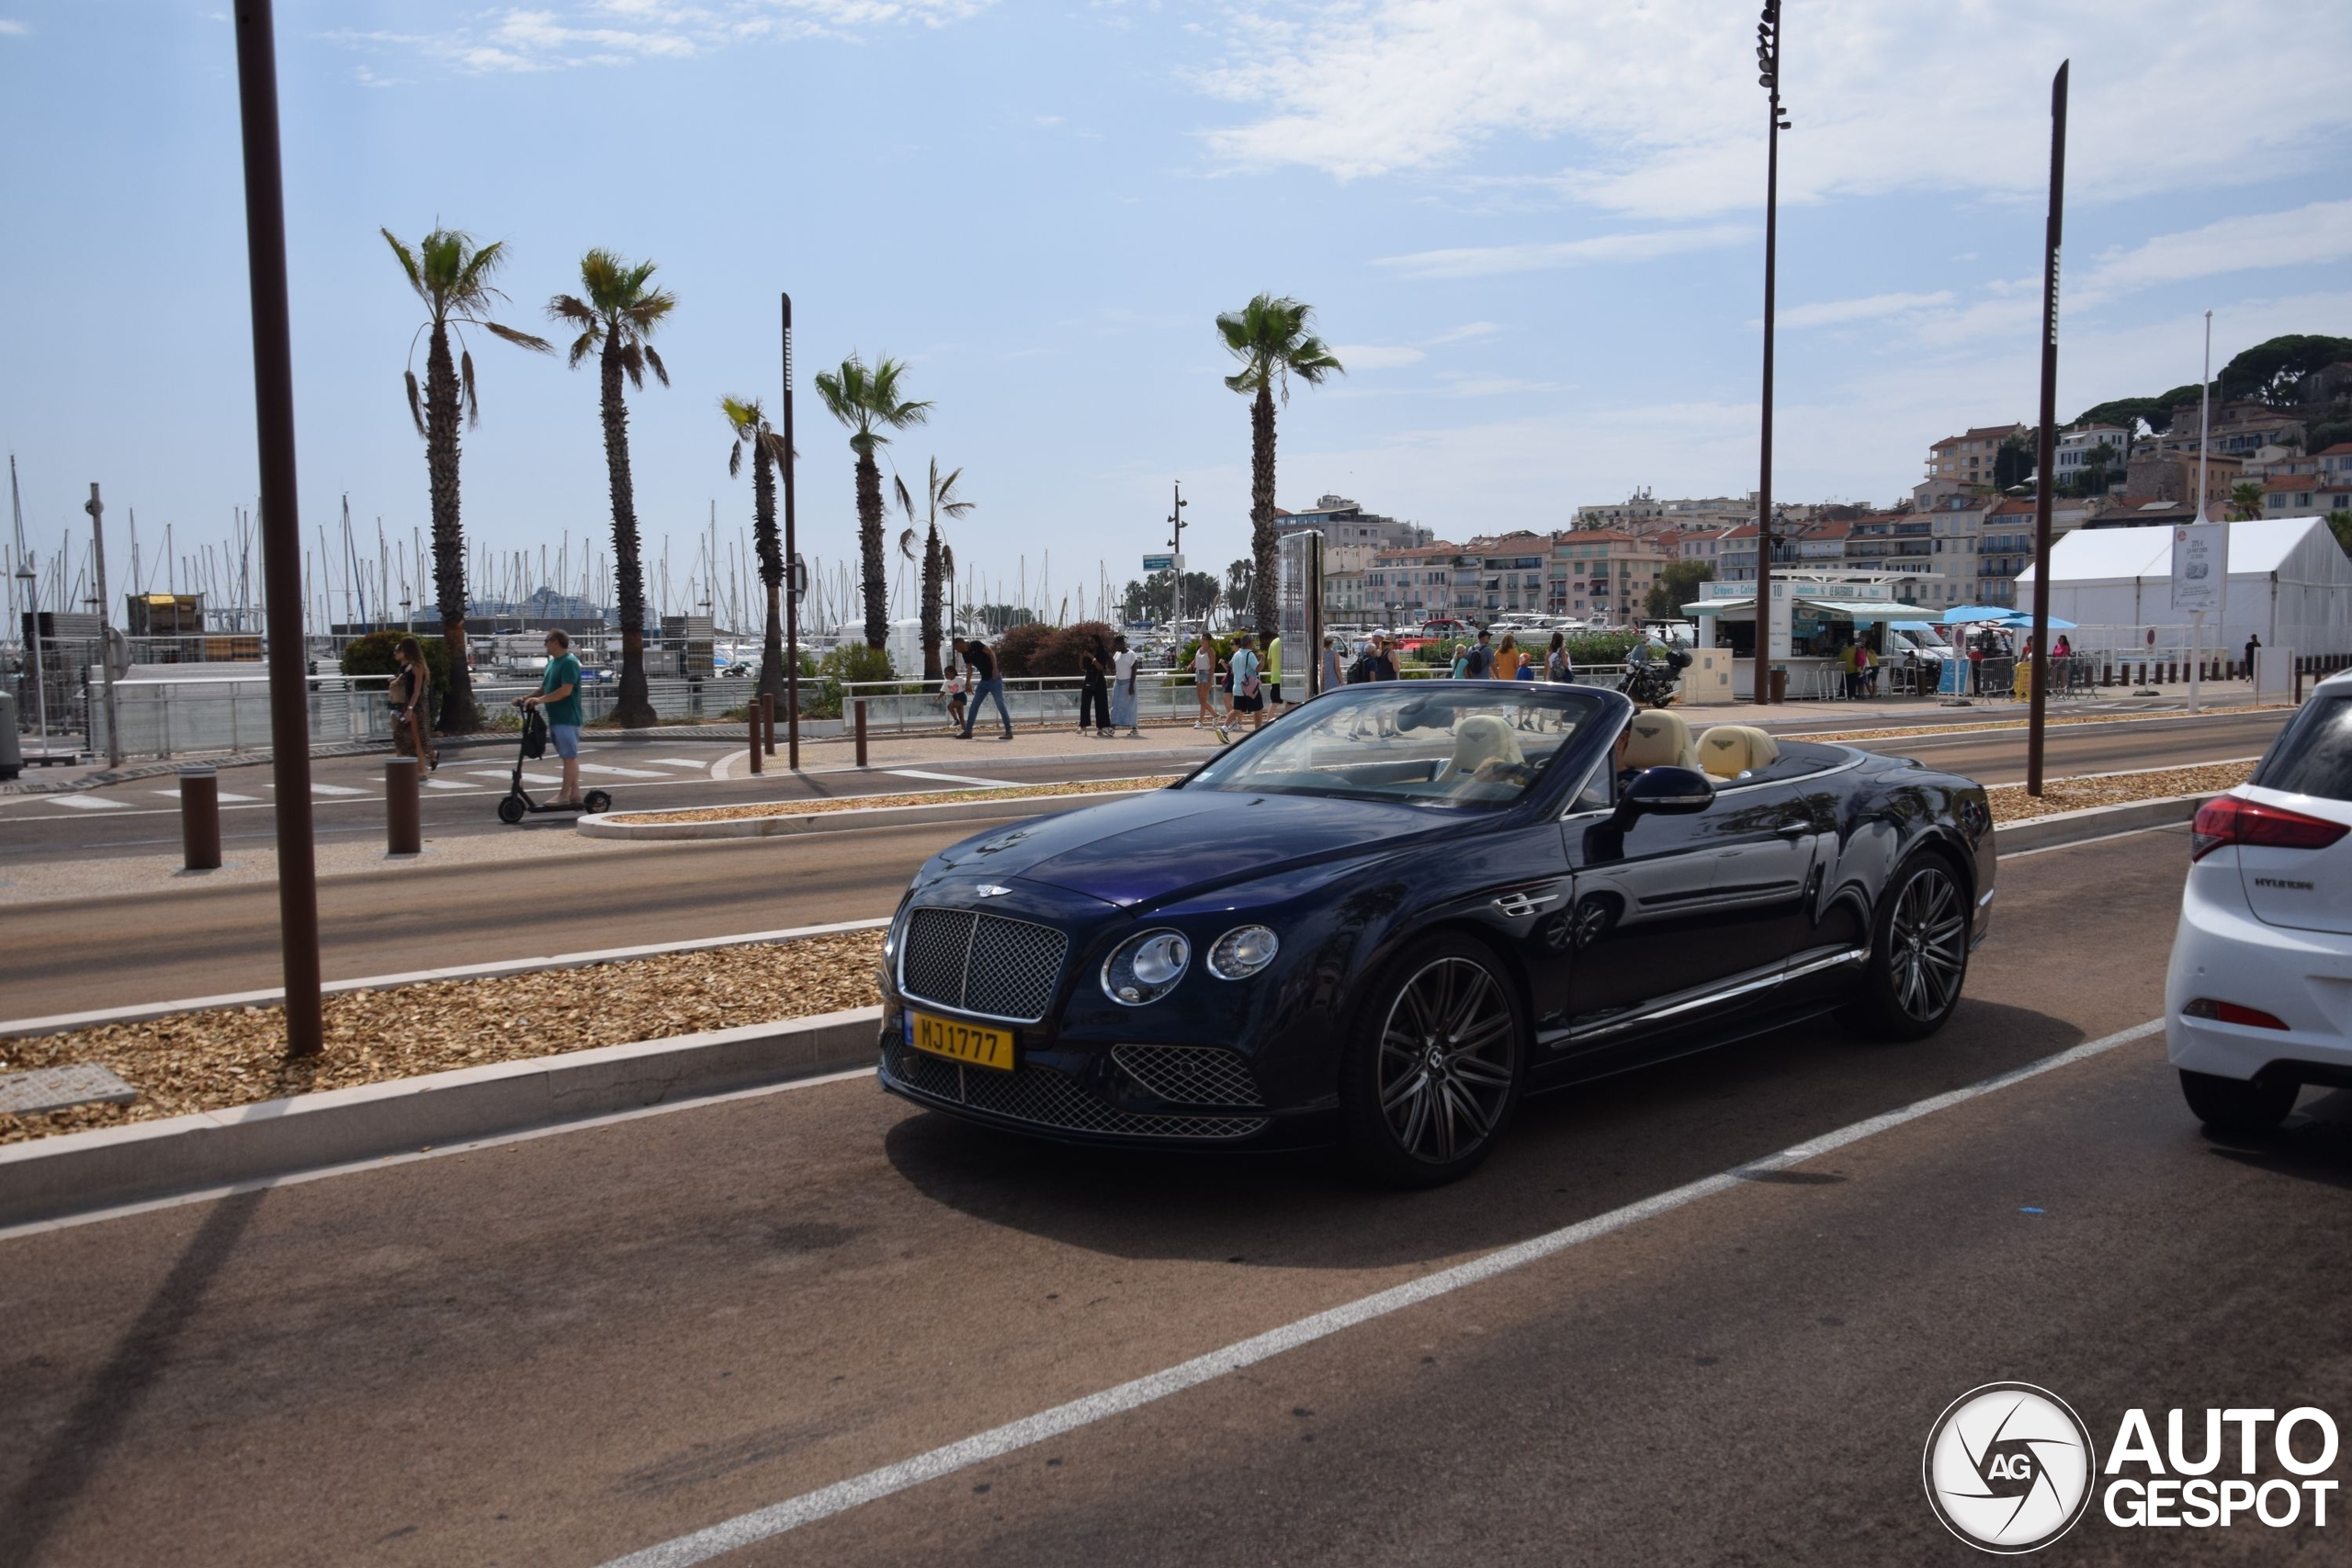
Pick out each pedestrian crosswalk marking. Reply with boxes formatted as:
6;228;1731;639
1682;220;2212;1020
424;779;474;791
50;795;130;810
151;789;258;803
645;758;712;768
311;783;367;795
578;762;667;778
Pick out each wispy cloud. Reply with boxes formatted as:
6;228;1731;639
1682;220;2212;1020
1425;321;1500;344
0;18;28;35
1331;344;1425;369
1373;224;1750;281
2073;199;2352;306
331;0;995;73
1770;291;1954;332
1192;1;2352;219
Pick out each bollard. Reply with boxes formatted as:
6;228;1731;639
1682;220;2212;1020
763;693;776;756
385;756;421;855
854;698;869;768
180;764;221;871
748;702;763;775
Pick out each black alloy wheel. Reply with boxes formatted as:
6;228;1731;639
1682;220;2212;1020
1342;935;1525;1187
1840;851;1971;1041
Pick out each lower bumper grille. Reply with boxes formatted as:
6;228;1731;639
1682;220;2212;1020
884;1039;1270;1140
1112;1043;1266;1109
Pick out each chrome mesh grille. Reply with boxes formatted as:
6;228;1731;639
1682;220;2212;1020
885;1039;1269;1140
1112;1044;1265;1109
899;908;1069;1023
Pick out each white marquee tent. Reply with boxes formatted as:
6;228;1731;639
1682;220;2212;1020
2014;516;2352;659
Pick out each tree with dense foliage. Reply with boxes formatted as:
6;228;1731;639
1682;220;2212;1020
2327;510;2352;554
721;395;792;706
1645;559;1716;620
814;355;931;651
990;620;1055;677
894;458;972;680
2228;480;2267;522
1224;558;1254;622
548;249;676;728
382;227;550;732
1216;295;1343;635
1994;433;2038;492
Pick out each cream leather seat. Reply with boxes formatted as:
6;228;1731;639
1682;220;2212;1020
1621;708;1698;772
1437;713;1526;780
1697;724;1781;780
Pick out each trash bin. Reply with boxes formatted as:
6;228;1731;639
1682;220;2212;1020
1769;667;1786;705
0;690;19;780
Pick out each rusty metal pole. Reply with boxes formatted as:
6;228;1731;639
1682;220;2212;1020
762;692;775;755
232;0;323;1055
180;764;221;871
854;697;869;769
2024;60;2068;799
748;701;763;775
385;756;420;855
781;292;801;773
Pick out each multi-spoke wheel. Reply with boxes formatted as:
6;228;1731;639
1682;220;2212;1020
1341;936;1525;1186
1840;851;1972;1040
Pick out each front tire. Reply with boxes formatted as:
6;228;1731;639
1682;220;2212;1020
1839;850;1971;1041
1340;936;1526;1188
583;788;613;814
2178;1069;2296;1138
496;795;526;825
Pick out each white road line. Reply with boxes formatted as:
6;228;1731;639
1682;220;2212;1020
46;795;130;810
600;1017;2167;1568
886;768;1017;788
150;789;260;803
579;762;670;778
465;769;517;778
311;783;367;796
423;779;475;791
644;758;716;769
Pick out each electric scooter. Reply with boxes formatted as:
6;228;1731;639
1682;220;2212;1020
495;704;612;824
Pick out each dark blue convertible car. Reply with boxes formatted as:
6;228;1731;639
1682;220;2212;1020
877;682;1995;1185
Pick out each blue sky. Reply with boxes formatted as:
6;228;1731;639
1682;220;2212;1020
5;0;2349;624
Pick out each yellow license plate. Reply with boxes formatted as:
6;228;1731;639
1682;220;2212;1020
909;1010;1016;1073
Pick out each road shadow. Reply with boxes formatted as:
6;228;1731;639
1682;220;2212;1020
881;997;2098;1271
0;1188;265;1568
2203;1088;2352;1192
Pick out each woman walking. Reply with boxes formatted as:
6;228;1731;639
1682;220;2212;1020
1193;637;1220;727
390;636;437;771
1492;632;1524;682
1109;634;1141;737
1545;630;1572;682
1227;631;1266;736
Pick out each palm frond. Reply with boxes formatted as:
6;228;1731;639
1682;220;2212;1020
547;293;598;329
481;320;552;354
940;544;956;577
460;347;480;427
403;368;425;436
899;527;919;561
643;344;669;387
565;328;599;368
895;473;916;520
617;339;646;390
381;229;425;301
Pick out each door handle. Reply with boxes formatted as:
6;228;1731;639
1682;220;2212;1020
1774;822;1810;839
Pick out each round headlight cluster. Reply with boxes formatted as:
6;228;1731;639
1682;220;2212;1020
1207;924;1281;980
1102;930;1191;1006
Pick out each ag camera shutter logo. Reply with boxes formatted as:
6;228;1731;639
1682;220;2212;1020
1923;1382;2096;1553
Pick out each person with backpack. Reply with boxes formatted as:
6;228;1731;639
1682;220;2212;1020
1545;631;1572;683
516;628;582;806
1462;627;1496;680
1227;631;1266;736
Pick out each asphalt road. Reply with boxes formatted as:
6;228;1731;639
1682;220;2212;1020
0;706;2287;864
5;826;2346;1566
0;708;2289;1019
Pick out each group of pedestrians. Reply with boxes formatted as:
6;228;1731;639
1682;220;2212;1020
1192;632;1277;743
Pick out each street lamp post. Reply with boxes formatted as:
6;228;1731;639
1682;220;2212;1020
1753;1;1792;705
1167;480;1188;627
16;555;46;754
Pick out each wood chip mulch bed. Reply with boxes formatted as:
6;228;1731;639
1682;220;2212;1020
616;775;1178;825
0;931;884;1146
1984;761;2252;824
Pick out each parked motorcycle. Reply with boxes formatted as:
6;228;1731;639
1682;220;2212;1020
1617;646;1690;708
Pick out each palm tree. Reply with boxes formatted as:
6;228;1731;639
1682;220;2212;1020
548;250;675;728
2228;479;2267;521
813;355;931;651
382;227;550;732
1216;295;1343;637
722;395;792;705
894;458;974;679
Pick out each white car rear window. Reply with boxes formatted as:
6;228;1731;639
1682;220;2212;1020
2255;692;2352;802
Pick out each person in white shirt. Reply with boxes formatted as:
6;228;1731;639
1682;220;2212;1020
1109;635;1141;738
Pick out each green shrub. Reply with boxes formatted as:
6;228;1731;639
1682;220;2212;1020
802;642;893;719
1566;630;1644;666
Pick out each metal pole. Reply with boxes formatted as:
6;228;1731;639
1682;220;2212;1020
1753;5;1785;705
2024;61;2067;799
854;697;869;768
86;485;123;767
781;292;801;772
762;691;775;756
232;0;324;1057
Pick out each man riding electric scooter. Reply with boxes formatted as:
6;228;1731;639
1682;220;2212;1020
517;629;584;807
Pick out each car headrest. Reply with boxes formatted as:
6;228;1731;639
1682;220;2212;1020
1622;709;1695;772
1698;724;1780;779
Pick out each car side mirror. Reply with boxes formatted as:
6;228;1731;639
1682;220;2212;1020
1609;765;1713;831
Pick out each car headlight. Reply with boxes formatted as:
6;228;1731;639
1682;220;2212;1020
1102;929;1191;1006
1206;924;1280;980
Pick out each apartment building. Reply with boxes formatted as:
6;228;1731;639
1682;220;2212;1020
1362;543;1464;623
2052;422;2130;491
1547;530;1671;622
1927;423;2030;489
1575;490;1757;532
1273;495;1431;552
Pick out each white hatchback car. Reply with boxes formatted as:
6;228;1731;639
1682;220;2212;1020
2165;669;2352;1134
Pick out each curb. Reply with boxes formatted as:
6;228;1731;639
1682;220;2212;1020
0;1007;885;1230
1991;790;2217;854
576;785;1156;840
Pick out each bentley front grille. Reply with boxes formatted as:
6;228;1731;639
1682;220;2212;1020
1111;1043;1266;1109
899;907;1070;1023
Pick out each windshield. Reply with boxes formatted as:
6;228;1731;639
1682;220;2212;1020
2254;691;2352;803
1183;684;1608;809
1896;623;1953;649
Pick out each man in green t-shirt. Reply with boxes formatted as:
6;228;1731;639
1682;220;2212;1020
520;628;585;806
